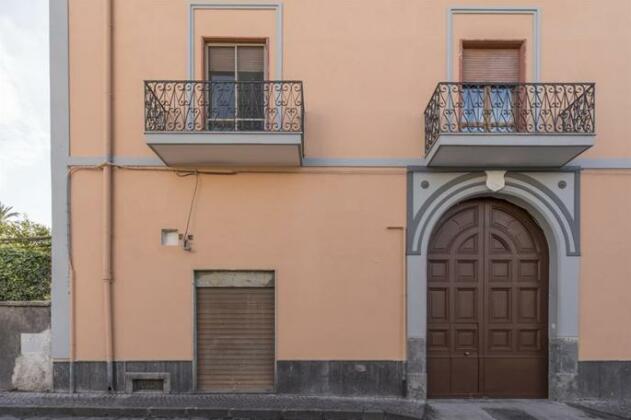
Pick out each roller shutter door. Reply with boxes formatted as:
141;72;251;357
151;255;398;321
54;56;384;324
196;287;275;392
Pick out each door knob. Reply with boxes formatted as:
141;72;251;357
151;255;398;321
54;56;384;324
464;351;471;356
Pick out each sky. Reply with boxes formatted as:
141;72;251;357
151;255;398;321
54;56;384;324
0;0;50;226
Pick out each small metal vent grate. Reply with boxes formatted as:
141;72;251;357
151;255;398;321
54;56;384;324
132;378;165;393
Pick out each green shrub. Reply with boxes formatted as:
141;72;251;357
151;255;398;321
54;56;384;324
0;246;51;301
0;215;51;301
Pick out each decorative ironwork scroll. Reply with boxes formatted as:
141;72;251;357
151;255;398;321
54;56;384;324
424;82;595;154
145;81;304;133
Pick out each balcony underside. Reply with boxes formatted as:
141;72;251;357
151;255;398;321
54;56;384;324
426;135;594;168
146;132;303;167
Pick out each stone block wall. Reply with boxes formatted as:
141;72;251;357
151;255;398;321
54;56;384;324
0;301;51;391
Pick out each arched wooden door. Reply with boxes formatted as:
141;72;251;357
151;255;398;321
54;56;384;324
427;198;548;398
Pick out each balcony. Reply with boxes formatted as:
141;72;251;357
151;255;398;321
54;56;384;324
144;80;304;166
424;83;595;167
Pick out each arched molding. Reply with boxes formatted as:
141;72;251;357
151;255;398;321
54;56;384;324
408;172;580;257
405;169;581;400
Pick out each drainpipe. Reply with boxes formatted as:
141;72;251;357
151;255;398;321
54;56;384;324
67;173;76;393
103;0;115;392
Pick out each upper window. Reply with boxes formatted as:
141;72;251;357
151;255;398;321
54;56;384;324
460;41;523;133
462;43;522;83
205;44;266;131
206;44;266;82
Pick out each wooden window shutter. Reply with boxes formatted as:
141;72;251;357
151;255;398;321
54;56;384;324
462;47;521;83
208;46;235;73
237;46;265;73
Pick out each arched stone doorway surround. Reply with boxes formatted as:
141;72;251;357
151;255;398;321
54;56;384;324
406;169;581;400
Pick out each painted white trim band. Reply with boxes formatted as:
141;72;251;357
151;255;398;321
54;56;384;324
64;156;631;169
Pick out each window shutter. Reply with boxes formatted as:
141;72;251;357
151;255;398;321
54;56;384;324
462;47;521;83
237;46;265;73
209;46;235;73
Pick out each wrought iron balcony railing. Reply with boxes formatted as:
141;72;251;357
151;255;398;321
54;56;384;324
424;82;595;154
145;80;304;133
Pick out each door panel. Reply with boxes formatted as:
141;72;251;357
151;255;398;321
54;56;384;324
427;198;548;398
428;202;484;397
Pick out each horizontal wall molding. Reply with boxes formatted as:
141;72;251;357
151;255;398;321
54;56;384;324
302;157;425;167
66;155;631;170
571;158;631;169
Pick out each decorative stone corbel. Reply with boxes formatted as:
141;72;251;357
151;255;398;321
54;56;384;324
485;170;507;192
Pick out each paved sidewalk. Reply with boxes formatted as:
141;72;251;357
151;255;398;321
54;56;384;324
425;399;621;420
0;392;424;419
568;400;631;420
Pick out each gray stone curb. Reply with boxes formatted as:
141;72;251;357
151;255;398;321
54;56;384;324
0;393;424;419
567;402;630;420
0;406;422;419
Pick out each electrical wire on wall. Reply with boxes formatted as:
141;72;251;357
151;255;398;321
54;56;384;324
66;161;406;252
67;164;235;253
65;161;406;259
177;170;200;251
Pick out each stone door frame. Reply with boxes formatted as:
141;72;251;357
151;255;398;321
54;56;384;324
406;169;581;400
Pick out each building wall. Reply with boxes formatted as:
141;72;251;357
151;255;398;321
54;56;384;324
54;0;631;395
67;0;631;161
70;169;406;361
580;171;631;360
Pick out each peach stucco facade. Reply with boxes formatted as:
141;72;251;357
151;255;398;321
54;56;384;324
51;0;631;398
71;169;407;361
580;171;631;360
